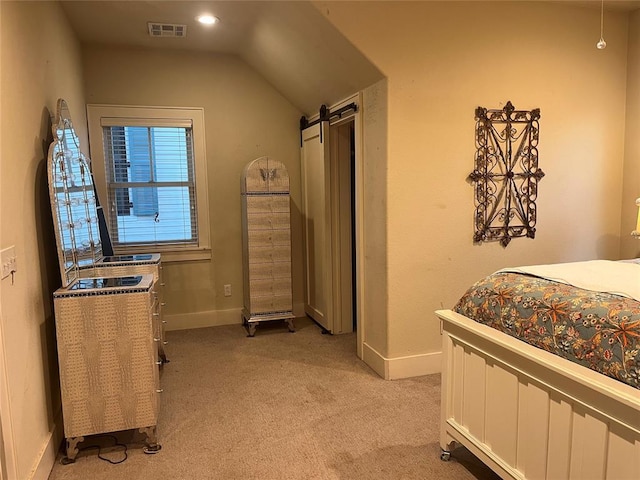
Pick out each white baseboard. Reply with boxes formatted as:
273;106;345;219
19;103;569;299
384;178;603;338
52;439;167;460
165;302;306;331
362;342;442;380
362;342;387;378
29;412;62;480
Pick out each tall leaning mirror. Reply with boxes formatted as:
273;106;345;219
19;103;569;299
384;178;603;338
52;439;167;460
47;98;103;287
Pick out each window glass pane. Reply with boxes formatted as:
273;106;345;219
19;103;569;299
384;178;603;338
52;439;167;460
153;127;190;182
110;126;131;216
112;186;195;244
126;127;153;182
103;124;196;248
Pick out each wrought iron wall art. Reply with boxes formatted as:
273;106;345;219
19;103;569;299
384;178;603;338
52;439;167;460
469;101;544;247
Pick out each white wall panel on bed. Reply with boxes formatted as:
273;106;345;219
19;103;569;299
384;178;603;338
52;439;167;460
485;363;519;466
462;349;486;438
606;424;640;480
547;395;573;479
516;381;549;479
451;341;465;422
569;409;608;479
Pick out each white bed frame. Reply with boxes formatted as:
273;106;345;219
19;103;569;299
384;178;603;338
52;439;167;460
437;309;640;480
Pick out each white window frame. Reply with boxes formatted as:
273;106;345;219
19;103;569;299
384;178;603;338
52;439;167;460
87;104;211;262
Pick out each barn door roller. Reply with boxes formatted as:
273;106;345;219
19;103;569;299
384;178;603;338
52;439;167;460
299;103;358;145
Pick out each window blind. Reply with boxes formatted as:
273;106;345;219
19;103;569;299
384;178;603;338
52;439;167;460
102;125;198;248
100;117;193;128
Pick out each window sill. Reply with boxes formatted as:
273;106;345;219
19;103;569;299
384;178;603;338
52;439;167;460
113;247;212;263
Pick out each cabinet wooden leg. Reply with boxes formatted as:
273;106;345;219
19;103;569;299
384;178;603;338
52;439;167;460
246;322;257;337
61;436;85;464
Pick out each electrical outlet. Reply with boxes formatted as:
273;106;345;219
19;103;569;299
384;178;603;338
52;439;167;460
223;284;232;297
1;246;16;280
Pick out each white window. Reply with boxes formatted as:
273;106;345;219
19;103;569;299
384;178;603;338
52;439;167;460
87;105;210;261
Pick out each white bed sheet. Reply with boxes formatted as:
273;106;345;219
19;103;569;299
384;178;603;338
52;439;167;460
497;259;640;301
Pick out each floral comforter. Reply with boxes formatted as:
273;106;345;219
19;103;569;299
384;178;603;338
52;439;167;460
454;272;640;389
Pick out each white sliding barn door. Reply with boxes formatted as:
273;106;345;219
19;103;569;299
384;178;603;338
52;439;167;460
301;122;333;332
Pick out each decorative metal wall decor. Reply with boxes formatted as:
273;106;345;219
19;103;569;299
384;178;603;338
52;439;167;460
469;101;544;247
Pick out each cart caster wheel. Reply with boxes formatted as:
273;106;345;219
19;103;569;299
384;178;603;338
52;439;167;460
143;444;162;454
440;450;451;461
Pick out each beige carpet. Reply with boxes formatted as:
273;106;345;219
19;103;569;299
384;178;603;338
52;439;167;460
48;317;500;480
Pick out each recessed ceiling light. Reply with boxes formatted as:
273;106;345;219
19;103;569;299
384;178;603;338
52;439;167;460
196;14;219;26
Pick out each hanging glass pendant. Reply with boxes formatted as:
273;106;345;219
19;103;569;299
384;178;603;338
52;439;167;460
597;0;606;49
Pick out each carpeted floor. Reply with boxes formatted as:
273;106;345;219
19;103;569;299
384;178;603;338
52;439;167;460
48;317;500;480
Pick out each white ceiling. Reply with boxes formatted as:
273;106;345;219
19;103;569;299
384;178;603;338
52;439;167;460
60;0;384;115
60;1;639;114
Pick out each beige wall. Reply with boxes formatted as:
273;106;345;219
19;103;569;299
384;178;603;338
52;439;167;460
621;9;640;258
318;1;631;368
0;3;637;476
81;45;304;329
0;1;85;478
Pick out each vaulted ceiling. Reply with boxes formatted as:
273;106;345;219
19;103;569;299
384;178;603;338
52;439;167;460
60;0;384;115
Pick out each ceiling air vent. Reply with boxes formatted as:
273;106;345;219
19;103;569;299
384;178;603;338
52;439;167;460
148;22;187;38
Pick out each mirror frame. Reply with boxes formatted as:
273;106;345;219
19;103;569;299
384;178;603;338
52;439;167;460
47;98;103;287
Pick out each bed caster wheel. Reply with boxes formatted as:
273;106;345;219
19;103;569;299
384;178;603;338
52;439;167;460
440;450;451;461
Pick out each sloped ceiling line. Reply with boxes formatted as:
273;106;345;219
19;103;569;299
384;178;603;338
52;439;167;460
60;1;384;114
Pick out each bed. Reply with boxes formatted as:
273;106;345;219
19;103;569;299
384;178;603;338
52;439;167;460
436;260;640;480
